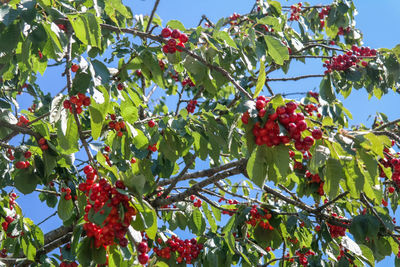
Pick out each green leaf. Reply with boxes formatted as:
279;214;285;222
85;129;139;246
21;236;36;261
192;208;204;235
141;51;165;88
320;76;335;102
309;145;330;173
57;113;79;154
93;246;107;264
89;106;104;141
14;169;39;195
254;59;266;98
359;244;375;267
77;238;92;266
350;215;380;243
264;35;289;65
202;202;217;232
246;146;268;188
166;20;185;31
214;31;238;49
90;59;110;86
324;158;344;199
67;13;101;48
57;196;74;221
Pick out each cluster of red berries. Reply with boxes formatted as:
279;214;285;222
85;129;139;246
137;240;150;265
108;114;126;137
323;46;377;74
2;215;15;232
294;249;316;267
147;143;157;152
318;6;331;28
181;77;194;87
38;137;49;150
228;13;241;25
8;192;17;211
71;64;79;73
246;205;274;230
327;213;348;238
242;96;321;151
15;160;30;170
61;187;73;201
186;100;197;113
6;148;15;160
63;93;91;115
261;25;274;33
337;26;351;36
161;27;188;54
189;195;202;207
379;143;400;188
79;165;137;249
28;103;37;113
153;236;204;265
336;247;356;265
16;115;29;127
288;3;302;21
0;248;7;258
304;171;324;196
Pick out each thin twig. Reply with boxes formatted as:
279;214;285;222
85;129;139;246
374;118;400;131
315;191;349;212
37;211;58;226
145;0;161;33
266;74;325;82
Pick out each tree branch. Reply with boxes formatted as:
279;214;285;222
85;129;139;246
373;118;400;131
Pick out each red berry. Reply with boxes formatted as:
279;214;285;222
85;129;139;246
138;242;148;254
115;180;125;189
83;97;91;106
117;83;124;90
117;131;123;137
256;100;266;110
83;165;93;174
40;144;49;150
161;27;172;38
389;187;395;194
171;29;181;39
64;194;72;201
382;199;388;207
361;61;368;67
63;100;71;109
167;39;177;47
71;64;79;72
104;146;110;152
131;158;137;164
148;120;155;128
38;138;46;145
24;151;32;159
312;129;323;140
138;253;149;265
119;237;128;247
179;33;188;43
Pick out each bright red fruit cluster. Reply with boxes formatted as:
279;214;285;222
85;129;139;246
317;6;331;28
242;96;320;151
246;205;274;230
189;195;202;207
16;115;29;127
294;249;316;267
63;93;91;115
15;160;30;170
323;46;377;74
327;213;348;238
2;215;15;232
78;165;137;248
38;137;49;150
153;236;204;265
161;27;188;54
379;145;400;188
181;77;194;87
108;114;126;137
304;171;324;196
61;187;72;201
288;3;302;21
186;100;197;113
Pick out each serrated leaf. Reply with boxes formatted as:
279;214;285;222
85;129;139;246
246;146;268;188
67;13;101;48
166;20;185;31
214;31;237;49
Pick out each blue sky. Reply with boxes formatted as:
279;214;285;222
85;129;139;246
12;0;400;265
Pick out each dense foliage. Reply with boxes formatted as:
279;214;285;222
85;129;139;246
1;0;400;266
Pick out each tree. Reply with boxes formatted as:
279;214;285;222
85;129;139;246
0;0;400;266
